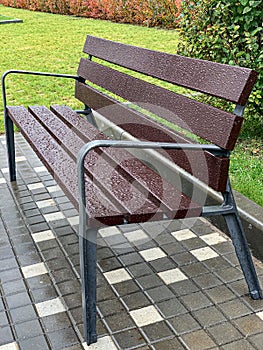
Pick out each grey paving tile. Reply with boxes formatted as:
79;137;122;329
170;279;199;296
193;272;222;289
42;312;72;332
119;252;144;266
147;285;175;303
149;257;176;273
14;319;43;339
98;298;126;317
1;279;27;296
0;311;9;327
63;292;82;310
171;251;198;266
31;284;58;303
207;322;243;346
57;280;81;297
114;328;146;349
98;256;122;272
204;285;236;304
10;304;37;324
157;298;187;318
218;299;252;319
249;332;263;350
47;327;79;349
161;241;186;256
113;279;140;297
122;291;151;311
181;329;217;350
0;325;14;346
215;267;244;283
233;314;263;336
153;337;186;350
128;262;153;278
222;339;255;350
142;320;174;341
169;313;201;335
104;312;135;333
180;291;213;311
193;306;226;327
6;291;32;309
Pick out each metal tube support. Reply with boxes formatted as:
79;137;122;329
222;179;262;300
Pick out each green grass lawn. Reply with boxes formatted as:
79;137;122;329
0;14;13;20
0;5;262;206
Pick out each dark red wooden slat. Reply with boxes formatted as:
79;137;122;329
75;82;230;192
83;36;258;105
28;106;162;219
7;106;124;227
77;58;243;150
50;105;202;217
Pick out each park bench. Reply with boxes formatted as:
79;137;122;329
2;35;262;345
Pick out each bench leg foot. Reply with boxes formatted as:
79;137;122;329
223;212;262;300
79;228;97;345
5;116;16;182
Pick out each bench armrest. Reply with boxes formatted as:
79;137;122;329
2;69;79;114
77;139;228;228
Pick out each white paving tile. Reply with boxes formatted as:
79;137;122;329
200;232;228;245
67;216;79;226
47;185;62;193
36;199;56;208
15;156;26;162
32;230;55;243
139;247;166;261
28;183;45;191
44;212;65;222
257;311;263;320
0;342;19;350
158;268;188;284
0;178;6;184
191;246;219;261
22;262;48;278
104;268;132;284
1;140;6;145
83;336;117;350
171;229;197;241
35;297;66;317
99;226;121;238
34;166;48;173
130;305;163;327
1;168;9;174
124;229;148;242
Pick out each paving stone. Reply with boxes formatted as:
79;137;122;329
47;327;79;349
6;291;32;309
249;332;263;350
128;262;153;277
170;279;199;297
233;314;263;336
205;285;236;304
222;339;255;350
157;298;187;318
98;298;126;317
161;241;186;256
169;313;201;334
99;256;122;272
193;306;226;327
104;312;135;332
18;335;50;350
42;312;72;332
113;328;146;349
31;284;58;303
113;279;140;297
14;319;43;339
118;252;144;266
137;273;163;290
1;279;27;296
207;322;242;346
10;304;37;324
0;325;14;346
142;320;174;341
147;285;175;303
180;291;213;311
0;311;9;327
193;273;222;289
215;267;244;283
122;291;151;311
171;251;198;266
63;293;82;310
181;329;216;350
57;280;81;296
153;337;186;350
218;299;252;319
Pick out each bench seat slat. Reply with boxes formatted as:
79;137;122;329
49;105;202;217
75;82;230;192
77;59;243;150
83;36;258;105
28;105;163;218
8;105;202;224
7;106;125;226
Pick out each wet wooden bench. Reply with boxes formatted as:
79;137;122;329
2;35;262;345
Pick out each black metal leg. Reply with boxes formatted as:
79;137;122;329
223;212;262;299
79;228;97;345
5;116;16;182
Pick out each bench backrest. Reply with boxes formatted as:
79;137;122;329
75;35;258;192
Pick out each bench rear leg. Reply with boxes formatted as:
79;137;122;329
79;227;98;345
222;183;262;300
5;116;16;181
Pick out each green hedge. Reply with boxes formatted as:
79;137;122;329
0;0;181;27
177;0;262;138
